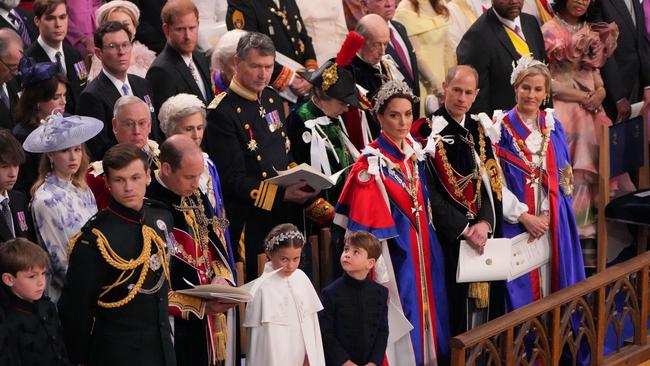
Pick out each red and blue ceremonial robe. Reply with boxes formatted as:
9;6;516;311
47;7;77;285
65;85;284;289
492;108;585;310
335;133;450;365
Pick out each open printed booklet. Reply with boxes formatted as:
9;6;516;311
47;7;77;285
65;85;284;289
265;163;348;191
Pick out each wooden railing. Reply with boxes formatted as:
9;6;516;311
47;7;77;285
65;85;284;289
451;252;650;365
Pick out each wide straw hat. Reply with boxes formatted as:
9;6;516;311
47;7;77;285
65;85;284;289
23;114;104;153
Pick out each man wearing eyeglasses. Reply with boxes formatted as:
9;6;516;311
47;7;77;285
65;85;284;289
86;95;160;210
0;28;21;129
77;21;157;161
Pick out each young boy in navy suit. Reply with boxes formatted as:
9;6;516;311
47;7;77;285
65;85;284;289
319;231;389;366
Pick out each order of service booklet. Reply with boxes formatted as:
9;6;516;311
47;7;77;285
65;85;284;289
264;163;347;191
176;283;253;303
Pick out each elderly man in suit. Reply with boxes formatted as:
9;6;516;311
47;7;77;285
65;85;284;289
0;0;37;47
0;130;35;243
25;0;87;114
597;0;650;122
364;0;421;118
146;0;214;114
456;0;546;114
0;29;22;129
78;21;157;160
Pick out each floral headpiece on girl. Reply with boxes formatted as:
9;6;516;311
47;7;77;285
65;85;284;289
264;230;305;252
510;55;547;86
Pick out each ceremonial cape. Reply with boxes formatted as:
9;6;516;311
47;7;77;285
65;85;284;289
147;177;236;366
335;133;450;365
489;108;585;310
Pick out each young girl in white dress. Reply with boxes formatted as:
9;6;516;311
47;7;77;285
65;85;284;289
243;223;325;366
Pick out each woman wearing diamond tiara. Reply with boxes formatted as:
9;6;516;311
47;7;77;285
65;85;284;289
335;79;450;365
476;56;585;312
23;114;103;303
243;223;325;366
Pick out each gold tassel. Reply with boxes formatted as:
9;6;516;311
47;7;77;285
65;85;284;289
212;313;228;362
468;282;490;309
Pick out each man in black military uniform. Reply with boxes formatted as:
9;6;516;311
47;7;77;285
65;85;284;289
59;144;176;366
411;65;505;338
147;135;237;366
204;32;319;281
226;0;315;99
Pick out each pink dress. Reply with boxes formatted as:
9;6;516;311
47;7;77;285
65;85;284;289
542;18;635;244
65;0;101;56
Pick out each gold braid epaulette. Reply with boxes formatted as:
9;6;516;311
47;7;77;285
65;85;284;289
67;226;171;309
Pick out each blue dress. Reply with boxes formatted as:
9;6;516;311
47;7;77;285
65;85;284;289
31;174;97;302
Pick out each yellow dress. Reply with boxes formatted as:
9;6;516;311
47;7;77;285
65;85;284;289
394;0;455;100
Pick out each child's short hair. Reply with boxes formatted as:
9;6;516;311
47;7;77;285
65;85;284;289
345;231;381;260
0;129;25;166
0;238;49;276
264;223;305;253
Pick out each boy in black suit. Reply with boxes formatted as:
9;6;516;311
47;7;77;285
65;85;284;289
0;238;70;365
0;129;34;242
25;0;86;114
319;231;388;366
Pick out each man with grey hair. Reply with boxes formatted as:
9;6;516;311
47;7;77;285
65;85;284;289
0;0;37;47
0;28;22;128
205;31;319;281
86;95;160;210
80;21;157;161
364;0;420;117
351;13;404;139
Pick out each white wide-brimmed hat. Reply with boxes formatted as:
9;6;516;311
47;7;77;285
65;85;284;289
23;114;104;153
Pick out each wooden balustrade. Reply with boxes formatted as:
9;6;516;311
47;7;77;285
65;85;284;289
450;252;650;365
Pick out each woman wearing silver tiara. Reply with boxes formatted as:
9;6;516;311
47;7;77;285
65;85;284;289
242;223;325;366
334;80;450;365
475;56;585;312
23;114;103;303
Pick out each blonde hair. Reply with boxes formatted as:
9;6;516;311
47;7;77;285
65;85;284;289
512;63;551;94
96;2;139;28
30;144;90;196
